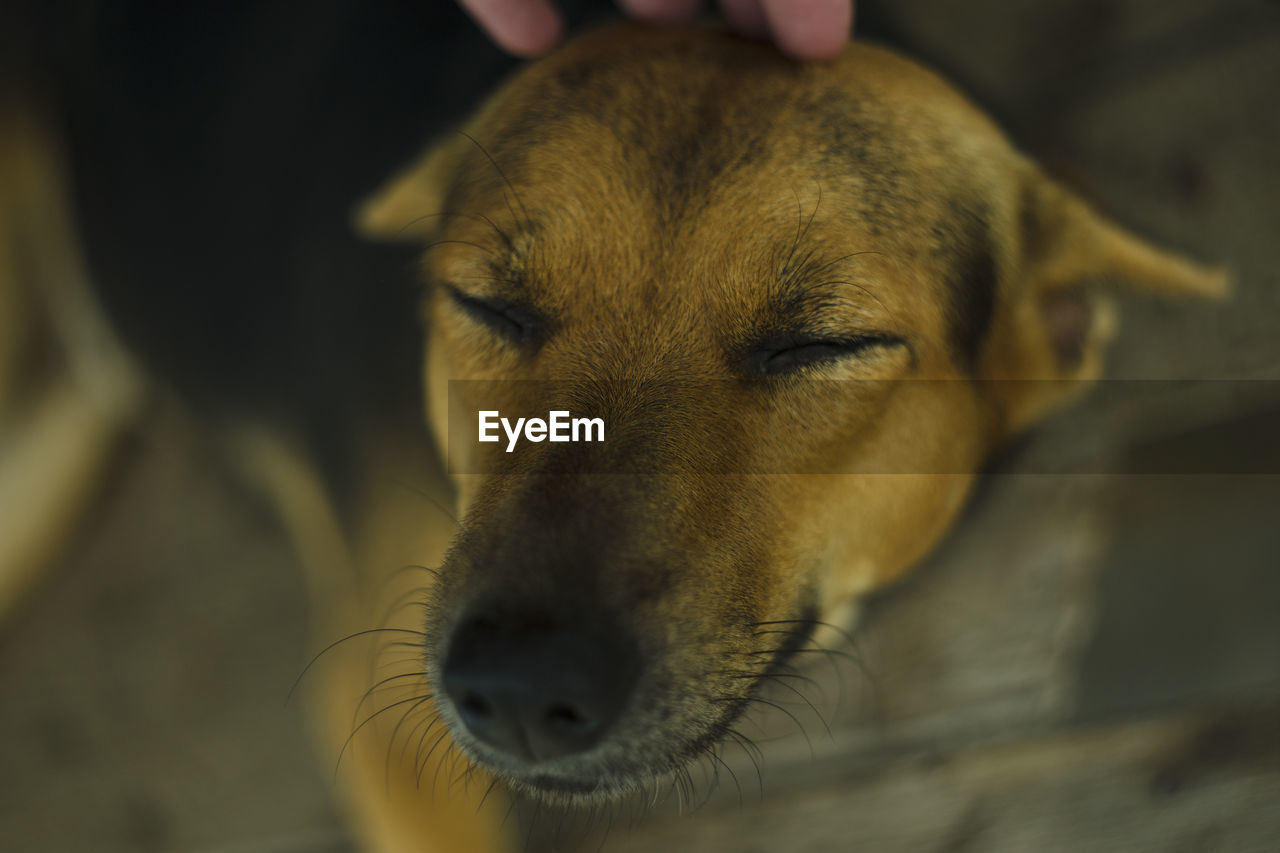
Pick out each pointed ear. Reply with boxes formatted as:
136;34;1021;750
986;165;1229;435
354;132;471;242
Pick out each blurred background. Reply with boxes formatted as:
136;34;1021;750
1;0;1278;850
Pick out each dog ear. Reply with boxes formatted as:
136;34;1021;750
985;164;1229;435
355;132;471;242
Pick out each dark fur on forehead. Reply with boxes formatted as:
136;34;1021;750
450;30;999;367
932;200;998;367
809;94;998;366
479;35;802;223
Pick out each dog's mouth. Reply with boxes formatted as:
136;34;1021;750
437;686;757;805
426;604;821;805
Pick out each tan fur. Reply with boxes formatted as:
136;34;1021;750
0;99;145;620
315;23;1233;850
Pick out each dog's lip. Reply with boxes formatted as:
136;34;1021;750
512;770;608;795
461;742;630;799
456;734;617;789
450;691;757;801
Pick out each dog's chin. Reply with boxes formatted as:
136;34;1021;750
497;766;638;806
451;743;655;806
445;706;750;807
450;735;686;806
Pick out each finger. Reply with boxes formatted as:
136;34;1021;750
760;0;853;61
457;0;564;57
719;0;769;40
617;0;702;25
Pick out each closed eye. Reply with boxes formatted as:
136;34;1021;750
745;334;903;376
446;285;542;344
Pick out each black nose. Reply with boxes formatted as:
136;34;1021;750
441;607;639;763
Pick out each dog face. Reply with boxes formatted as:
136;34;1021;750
360;25;1224;801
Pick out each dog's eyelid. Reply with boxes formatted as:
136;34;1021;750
745;332;905;376
445;284;544;345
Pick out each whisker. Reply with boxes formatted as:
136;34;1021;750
399;702;442;769
744;696;814;756
458;131;533;234
351;671;428;728
756;618;882;713
371;652;430;673
804;249;884;278
335;695;431;779
385;562;441;582
375;589;430;628
477;774;503;814
750;628;814;638
785;182;823;276
423;237;504;259
384;696;435;791
381;640;429;652
751;617;859;650
721;669;823;693
455;755;482;798
761;674;833;740
750;643;847;691
747;645;859;664
523;798;543;852
287;628;429;704
471;211;516;252
412;717;448;789
391;479;458;525
816;277;901;327
707;744;743;807
393;210;516;250
499;794;520;835
423;728;456;793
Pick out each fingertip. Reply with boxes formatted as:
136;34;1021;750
761;0;854;61
510;11;565;58
460;0;565;58
617;0;703;26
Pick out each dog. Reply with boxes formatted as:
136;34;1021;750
1;19;1226;853
255;22;1229;853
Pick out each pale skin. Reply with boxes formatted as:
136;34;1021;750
457;0;855;60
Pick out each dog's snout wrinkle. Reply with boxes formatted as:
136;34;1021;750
441;607;639;764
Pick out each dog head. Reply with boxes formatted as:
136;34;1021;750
360;24;1224;801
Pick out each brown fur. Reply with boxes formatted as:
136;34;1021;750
285;23;1226;852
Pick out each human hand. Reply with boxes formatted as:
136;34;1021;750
457;0;854;61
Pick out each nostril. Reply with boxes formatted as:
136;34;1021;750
442;605;640;761
544;703;594;735
459;692;492;721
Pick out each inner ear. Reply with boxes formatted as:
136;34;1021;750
1041;287;1092;372
984;165;1227;437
